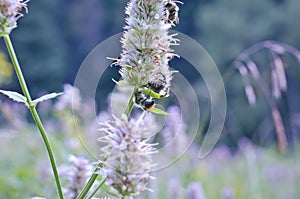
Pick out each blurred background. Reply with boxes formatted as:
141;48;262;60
1;0;300;198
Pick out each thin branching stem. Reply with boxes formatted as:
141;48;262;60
124;88;136;117
87;177;107;199
3;35;64;199
3;35;32;102
76;167;100;199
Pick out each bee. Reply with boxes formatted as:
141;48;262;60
107;56;121;67
134;72;170;110
134;91;155;110
164;0;181;24
147;72;169;98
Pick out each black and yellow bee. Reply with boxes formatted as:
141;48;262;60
164;0;181;24
134;91;155;110
134;72;170;110
146;72;169;98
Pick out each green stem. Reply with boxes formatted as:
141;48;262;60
76;167;100;199
87;177;107;199
3;35;32;103
3;35;64;199
124;88;136;117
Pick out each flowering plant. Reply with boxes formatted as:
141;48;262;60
0;0;182;198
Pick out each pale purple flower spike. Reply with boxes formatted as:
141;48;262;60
98;115;157;197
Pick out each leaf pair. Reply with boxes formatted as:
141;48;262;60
0;90;62;108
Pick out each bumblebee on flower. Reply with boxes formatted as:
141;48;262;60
112;0;182;113
100;0;182;197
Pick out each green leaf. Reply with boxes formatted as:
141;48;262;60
148;107;171;116
125;65;132;70
0;90;27;103
141;88;161;98
32;92;63;106
112;79;128;87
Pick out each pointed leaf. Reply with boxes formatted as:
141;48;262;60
0;90;27;103
112;79;128;87
141;89;161;99
125;65;133;70
32;92;63;105
148;107;171;116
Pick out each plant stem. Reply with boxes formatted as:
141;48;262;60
76;167;100;199
3;35;32;103
87;177;107;199
3;35;64;199
124;88;136;117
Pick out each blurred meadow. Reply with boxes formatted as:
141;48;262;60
1;0;300;198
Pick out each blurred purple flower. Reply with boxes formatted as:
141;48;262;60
187;182;207;199
168;177;184;199
59;155;93;199
55;84;81;111
162;105;188;156
0;100;27;129
221;186;235;199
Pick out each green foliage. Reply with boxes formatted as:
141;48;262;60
148;106;171;116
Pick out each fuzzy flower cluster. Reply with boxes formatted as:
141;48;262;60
59;155;93;199
187;182;207;199
0;0;28;35
98;115;157;197
117;0;180;96
54;84;82;111
162;105;187;156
